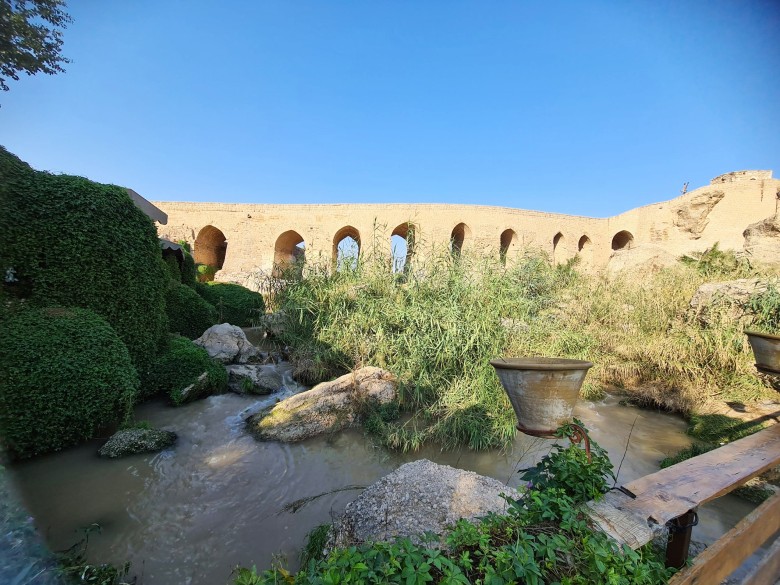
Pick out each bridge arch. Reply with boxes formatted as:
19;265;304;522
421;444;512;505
391;222;417;273
333;226;361;271
274;230;305;277
194;225;227;274
450;222;472;257
578;235;593;267
499;229;519;265
611;230;634;251
552;232;565;264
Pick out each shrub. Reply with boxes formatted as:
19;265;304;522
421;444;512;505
145;336;227;404
165;281;218;339
0;147;169;376
197;264;216;282
197;282;265;326
0;307;138;459
181;251;197;287
163;254;181;282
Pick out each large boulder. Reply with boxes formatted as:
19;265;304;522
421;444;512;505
606;244;678;277
247;366;396;441
688;278;768;327
743;214;780;265
327;459;520;550
193;323;260;364
227;364;284;395
98;428;177;458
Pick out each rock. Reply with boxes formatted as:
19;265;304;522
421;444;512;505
227;364;284;395
743;214;780;265
688;278;768;327
672;189;725;237
98;428;177;458
247;366;396;441
327;459;520;550
606;244;678;277
193;323;260;364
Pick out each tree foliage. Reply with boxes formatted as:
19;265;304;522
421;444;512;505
0;0;72;92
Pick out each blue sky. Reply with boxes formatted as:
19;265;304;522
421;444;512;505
2;0;778;217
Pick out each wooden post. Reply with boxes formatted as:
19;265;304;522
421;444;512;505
665;509;697;569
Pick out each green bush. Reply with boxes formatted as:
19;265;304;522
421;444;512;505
181;251;197;287
0;307;138;459
197;282;265;326
146;336;227;404
163;254;182;282
0;147;169;376
165;280;218;339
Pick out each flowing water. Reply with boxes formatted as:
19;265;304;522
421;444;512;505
8;362;757;585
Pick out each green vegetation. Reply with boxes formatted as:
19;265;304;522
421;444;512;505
0;147;169;376
0;307;138;459
235;426;674;584
197;281;266;326
271;246;778;452
165;280;218;339
56;524;132;585
146;336;227;404
163;253;182;281
181;250;198;286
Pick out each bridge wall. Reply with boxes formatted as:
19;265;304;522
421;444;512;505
153;171;779;282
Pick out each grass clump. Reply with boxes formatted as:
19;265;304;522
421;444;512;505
274;251;566;450
0;307;138;459
197;282;265;326
145;336;227;404
235;425;674;584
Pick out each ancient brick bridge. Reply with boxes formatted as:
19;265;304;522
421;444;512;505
153;170;778;285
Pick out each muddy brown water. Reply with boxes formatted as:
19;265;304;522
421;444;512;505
8;365;757;585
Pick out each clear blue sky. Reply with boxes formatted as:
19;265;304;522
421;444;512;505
2;0;778;217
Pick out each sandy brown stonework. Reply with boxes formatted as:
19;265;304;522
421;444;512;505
152;170;780;283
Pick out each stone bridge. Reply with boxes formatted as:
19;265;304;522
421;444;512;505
153;170;779;284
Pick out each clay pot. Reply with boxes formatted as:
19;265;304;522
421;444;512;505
490;357;593;437
745;330;780;375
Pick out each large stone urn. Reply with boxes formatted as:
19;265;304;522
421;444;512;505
745;330;780;376
490;357;593;437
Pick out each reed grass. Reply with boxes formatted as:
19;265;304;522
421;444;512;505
271;243;779;451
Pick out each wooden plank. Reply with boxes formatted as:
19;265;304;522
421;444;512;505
667;491;780;585
621;425;780;525
585;490;660;549
740;534;780;585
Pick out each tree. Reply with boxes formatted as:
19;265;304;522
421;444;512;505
0;0;72;92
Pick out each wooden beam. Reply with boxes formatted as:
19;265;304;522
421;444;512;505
621;425;780;525
667;491;780;585
740;535;780;585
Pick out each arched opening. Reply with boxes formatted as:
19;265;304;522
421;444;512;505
273;230;305;278
611;230;634;251
450;222;472;258
391;222;416;273
552;232;565;264
194;225;227;281
578;235;593;266
499;229;518;266
332;226;361;272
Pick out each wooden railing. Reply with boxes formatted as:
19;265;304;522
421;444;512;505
587;421;780;584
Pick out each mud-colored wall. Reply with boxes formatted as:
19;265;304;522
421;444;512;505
153;170;779;283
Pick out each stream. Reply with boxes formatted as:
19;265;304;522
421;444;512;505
8;360;758;585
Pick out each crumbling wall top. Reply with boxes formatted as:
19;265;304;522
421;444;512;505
710;170;772;184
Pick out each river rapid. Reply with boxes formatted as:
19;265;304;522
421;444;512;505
8;361;756;585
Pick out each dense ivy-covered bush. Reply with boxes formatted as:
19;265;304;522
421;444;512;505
0;307;138;459
163;254;182;282
181;251;197;287
145;336;227;404
0;147;169;375
197;282;265;326
165;280;218;339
